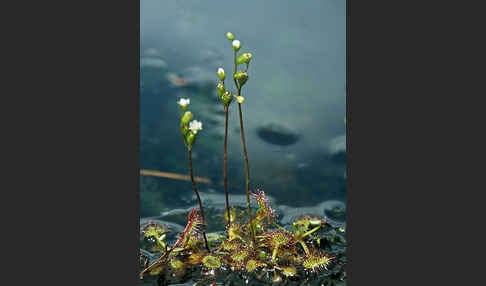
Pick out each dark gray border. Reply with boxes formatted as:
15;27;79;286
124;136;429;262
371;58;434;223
4;0;141;284
344;0;480;284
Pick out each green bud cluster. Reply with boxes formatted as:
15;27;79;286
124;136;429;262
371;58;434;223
217;83;225;97
237;53;252;65
179;107;202;150
220;32;253;104
216;69;231;107
222;91;233;106
181;111;193;126
234;71;248;87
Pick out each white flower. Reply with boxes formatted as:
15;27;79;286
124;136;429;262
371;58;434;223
217;68;225;80
189;120;203;133
177;98;190;107
232;40;241;51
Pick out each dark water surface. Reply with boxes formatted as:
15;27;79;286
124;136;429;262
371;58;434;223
140;0;346;227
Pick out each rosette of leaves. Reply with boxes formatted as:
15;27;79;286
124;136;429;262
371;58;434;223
219;237;244;252
302;249;333;272
226;222;247;242
245;259;267;272
275;265;298;278
168;257;187;278
291;215;326;255
140;210;205;279
228;246;252;269
260;229;297;262
201;254;222;270
251;190;276;229
141;222;170;252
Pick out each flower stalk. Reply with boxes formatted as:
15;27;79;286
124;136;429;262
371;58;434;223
231;38;256;248
178;100;210;252
217;67;233;234
223;104;231;232
187;148;210;252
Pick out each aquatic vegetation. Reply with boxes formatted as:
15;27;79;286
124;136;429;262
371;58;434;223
139;33;346;285
140;191;344;283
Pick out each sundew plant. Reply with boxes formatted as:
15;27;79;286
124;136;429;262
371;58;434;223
139;33;347;286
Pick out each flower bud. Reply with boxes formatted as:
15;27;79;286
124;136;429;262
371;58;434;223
186;132;196;146
217;68;225;81
181;125;189;137
180;111;193;125
232;40;241;52
236;96;245;104
217;83;225;97
234;71;248;86
222;91;233;106
237;54;246;65
237;53;252;64
226;32;234;41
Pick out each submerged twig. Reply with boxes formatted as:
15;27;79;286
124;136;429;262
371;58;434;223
140;169;212;184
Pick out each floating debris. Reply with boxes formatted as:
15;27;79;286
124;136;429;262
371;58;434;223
140;169;212;184
256;122;300;146
180;66;216;87
167;72;187;87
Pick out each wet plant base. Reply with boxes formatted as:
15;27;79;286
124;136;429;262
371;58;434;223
140;193;346;286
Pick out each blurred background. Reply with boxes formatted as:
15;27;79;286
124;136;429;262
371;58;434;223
140;0;346;228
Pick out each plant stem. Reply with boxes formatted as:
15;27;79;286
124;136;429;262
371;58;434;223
303;225;321;238
271;221;286;231
233;50;239;89
233;49;256;248
237;100;256;247
223;105;231;233
272;246;279;261
188;148;210;252
299;240;310;255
